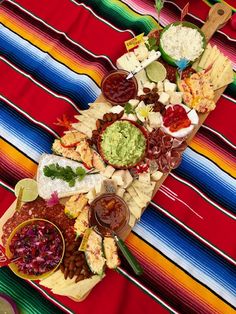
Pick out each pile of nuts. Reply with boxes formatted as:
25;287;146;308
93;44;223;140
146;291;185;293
91;112;124;145
60;238;92;283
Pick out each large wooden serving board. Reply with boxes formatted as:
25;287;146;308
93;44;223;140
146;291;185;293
0;1;232;298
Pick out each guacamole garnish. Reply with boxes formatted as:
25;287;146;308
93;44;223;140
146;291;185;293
100;121;146;167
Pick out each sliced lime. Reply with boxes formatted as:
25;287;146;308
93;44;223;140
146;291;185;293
14;178;38;202
145;61;167;82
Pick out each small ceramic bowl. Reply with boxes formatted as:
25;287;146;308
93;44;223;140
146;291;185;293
159;21;206;66
6;218;65;280
101;70;138;105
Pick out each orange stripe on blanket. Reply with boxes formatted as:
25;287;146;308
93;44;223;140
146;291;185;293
0;8;104;85
0;139;37;178
126;233;235;314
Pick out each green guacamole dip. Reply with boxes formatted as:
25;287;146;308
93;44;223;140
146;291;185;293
100;121;146;167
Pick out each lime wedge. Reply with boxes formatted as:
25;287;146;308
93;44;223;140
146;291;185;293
15;178;38;202
145;61;167;82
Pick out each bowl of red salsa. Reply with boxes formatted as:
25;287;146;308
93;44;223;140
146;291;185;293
101;70;138;105
89;194;130;237
5;219;65;280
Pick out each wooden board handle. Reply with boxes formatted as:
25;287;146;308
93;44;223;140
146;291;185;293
201;3;232;42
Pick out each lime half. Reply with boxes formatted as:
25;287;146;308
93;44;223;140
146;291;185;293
15;178;38;202
145;61;167;82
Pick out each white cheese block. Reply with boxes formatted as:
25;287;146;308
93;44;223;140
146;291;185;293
158;92;170;105
116;187;125;198
102;165;116;178
169;92;183;105
123;170;133;188
116;52;141;72
111;170;125;186
143;82;156;90
128;99;140;108
135;69;149;90
151;171;163;181
148;112;161;128
134;43;149;61
164;80;177;93
109;105;124;114
37;154;103;199
133;180;155;197
138;172;151;183
128;214;136;228
157;81;164;92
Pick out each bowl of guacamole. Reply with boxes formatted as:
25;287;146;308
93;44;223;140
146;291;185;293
98;120;148;168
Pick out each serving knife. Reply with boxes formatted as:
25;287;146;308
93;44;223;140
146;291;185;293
126;50;161;80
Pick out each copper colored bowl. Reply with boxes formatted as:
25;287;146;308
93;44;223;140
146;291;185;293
101;69;138;105
97;119;149;169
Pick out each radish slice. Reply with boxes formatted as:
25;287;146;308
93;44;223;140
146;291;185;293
0;294;19;314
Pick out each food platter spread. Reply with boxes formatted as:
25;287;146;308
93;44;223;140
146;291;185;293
0;4;233;302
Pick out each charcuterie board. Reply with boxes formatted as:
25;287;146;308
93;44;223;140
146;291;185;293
0;2;233;302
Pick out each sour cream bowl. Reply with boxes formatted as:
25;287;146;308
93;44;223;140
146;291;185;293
159;21;206;66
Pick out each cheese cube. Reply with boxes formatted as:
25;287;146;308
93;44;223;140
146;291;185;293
123;170;133;188
103;179;117;194
143;82;156;90
95;182;106;195
157;81;164;92
111;170;125;186
138;173;151;183
158;92;170;105
116;52;140;72
135;69;149;89
109;105;124;114
134;44;149;61
128;214;136;228
102;165;115;178
151;171;163;181
86;188;96;204
116;187;125;198
164;80;177;93
169;92;183;105
128;99;139;108
148;112;161;128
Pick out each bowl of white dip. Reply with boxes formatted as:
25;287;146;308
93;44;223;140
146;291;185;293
159;21;206;66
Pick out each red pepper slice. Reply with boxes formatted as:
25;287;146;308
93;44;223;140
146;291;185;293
60;140;80;148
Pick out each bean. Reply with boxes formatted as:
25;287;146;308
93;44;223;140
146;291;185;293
75;260;84;267
67;244;75;252
64;267;69;280
75;267;82;275
68;270;74;279
69;261;75;271
75;274;84;283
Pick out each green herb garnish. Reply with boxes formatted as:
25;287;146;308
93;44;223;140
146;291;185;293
145;37;158;51
43;163;87;187
124;103;135;114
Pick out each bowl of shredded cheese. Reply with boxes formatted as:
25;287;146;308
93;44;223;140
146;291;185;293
159;21;206;66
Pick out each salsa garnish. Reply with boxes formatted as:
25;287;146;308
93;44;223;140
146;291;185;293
9;220;64;276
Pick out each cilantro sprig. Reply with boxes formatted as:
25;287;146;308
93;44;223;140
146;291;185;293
145;37;158;51
43;163;87;187
124;103;135;114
